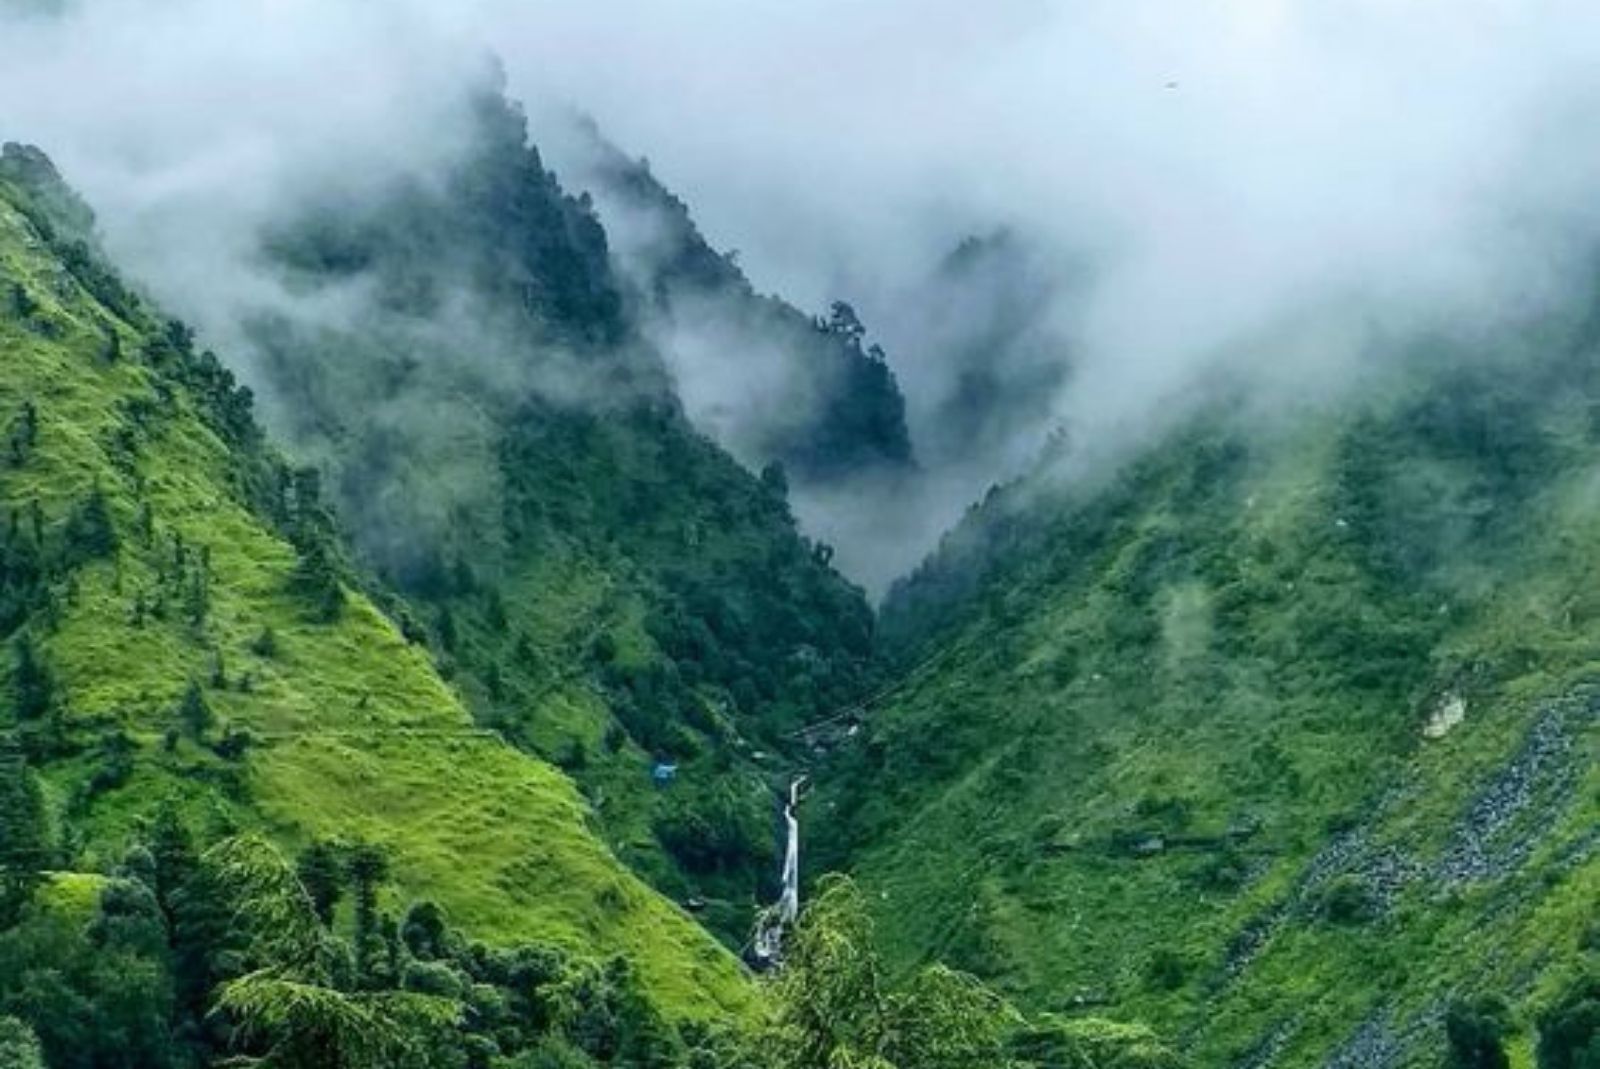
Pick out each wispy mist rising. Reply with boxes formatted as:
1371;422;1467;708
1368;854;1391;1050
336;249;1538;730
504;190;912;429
0;0;488;348
5;0;1600;591
513;0;1600;586
522;4;1600;399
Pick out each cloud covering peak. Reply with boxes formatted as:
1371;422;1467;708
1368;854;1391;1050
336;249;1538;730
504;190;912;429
6;0;1600;589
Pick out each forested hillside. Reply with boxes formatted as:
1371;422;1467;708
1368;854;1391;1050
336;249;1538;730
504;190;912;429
225;89;884;942
0;135;1171;1069
0;126;1193;1069
548;118;915;490
0;141;758;1067
817;315;1600;1067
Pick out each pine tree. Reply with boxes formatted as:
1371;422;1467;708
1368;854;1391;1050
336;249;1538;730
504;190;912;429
606;957;685;1068
436;606;457;652
207;835;456;1069
770;875;1020;1069
296;841;344;927
65;483;117;560
0;732;48;924
760;462;789;499
0;1016;44;1069
8;401;37;467
148;804;198;928
11;631;53;721
250;626;280;659
1537;978;1600;1069
347;843;389;987
185;566;210;626
1447;997;1510;1069
7;282;36;320
485;589;508;631
290;540;343;622
177;680;213;738
146;806;230;1031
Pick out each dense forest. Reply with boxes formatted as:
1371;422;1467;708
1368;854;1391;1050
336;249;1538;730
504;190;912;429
226;88;890;941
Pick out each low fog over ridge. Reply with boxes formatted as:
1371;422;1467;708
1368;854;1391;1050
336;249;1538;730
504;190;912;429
5;0;1600;592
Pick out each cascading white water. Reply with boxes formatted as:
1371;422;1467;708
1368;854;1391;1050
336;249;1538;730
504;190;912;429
777;777;802;925
751;775;807;966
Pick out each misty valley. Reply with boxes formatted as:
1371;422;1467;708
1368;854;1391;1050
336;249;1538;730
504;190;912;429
5;3;1600;1069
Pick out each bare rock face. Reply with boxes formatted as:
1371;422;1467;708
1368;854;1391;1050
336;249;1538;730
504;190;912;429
1422;693;1466;739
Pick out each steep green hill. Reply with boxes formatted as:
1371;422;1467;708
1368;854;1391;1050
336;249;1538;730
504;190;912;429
0;142;749;1021
224;89;883;942
817;324;1600;1067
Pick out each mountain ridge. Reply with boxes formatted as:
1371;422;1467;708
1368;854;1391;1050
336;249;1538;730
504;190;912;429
0;141;752;1026
176;90;892;944
816;322;1600;1066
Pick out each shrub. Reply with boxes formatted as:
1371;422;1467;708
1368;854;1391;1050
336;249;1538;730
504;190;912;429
1320;876;1376;925
88;730;136;795
401;959;465;1000
1539;976;1600;1069
176;681;212;738
1447;995;1510;1069
211;727;253;762
1194;846;1250;893
249;627;279;659
1145;948;1188;991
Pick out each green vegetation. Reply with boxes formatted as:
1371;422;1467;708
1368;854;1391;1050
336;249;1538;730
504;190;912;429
231;89;883;940
819;323;1600;1066
0;100;1193;1069
766;874;1175;1069
0;1016;44;1069
0;140;752;1051
4;818;1148;1069
1538;975;1600;1069
24;59;1600;1065
1447;996;1510;1069
0;820;745;1069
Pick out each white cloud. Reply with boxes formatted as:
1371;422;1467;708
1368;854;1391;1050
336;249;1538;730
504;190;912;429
6;0;1600;589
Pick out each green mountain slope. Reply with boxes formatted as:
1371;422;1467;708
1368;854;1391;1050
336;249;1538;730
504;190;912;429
817;329;1600;1067
0;143;749;1018
0;140;1167;1069
224;89;883;941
